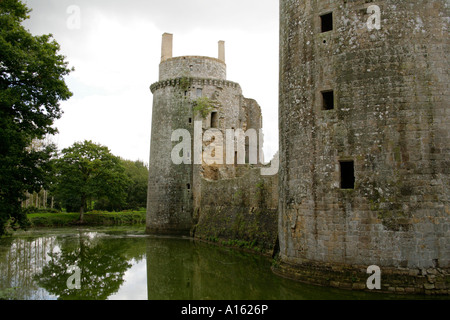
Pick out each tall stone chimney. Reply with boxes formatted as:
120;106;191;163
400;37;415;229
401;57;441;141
161;33;173;62
218;40;225;63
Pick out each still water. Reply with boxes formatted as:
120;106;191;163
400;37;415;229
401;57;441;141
0;226;436;300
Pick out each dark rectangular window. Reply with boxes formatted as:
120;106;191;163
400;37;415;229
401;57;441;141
340;161;355;189
211;111;218;128
322;90;334;110
321;12;333;32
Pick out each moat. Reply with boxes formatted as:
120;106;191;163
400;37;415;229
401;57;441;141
0;226;442;300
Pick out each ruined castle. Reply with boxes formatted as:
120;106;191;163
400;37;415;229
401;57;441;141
147;0;449;295
146;33;278;251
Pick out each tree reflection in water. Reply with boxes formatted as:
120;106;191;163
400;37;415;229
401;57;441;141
36;231;133;299
2;228;432;300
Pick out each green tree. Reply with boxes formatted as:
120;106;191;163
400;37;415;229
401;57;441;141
0;0;73;235
53;141;129;222
122;159;148;210
94;159;148;211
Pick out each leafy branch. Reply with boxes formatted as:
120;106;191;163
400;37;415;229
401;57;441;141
193;96;215;119
179;76;191;92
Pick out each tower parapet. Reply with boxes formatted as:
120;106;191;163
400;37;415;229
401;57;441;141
159;56;226;82
158;33;226;81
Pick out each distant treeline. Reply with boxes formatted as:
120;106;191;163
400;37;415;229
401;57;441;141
32;140;149;218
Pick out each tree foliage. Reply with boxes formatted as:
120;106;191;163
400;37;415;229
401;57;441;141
193;96;215;118
121;159;148;210
0;0;73;235
53;141;129;222
93;159;148;211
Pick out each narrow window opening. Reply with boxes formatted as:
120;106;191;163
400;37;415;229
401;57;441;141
322;90;334;110
211;111;218;128
184;91;188;97
187;183;191;190
189;117;192;124
245;136;250;164
234;151;238;167
340;161;355;189
321;12;333;32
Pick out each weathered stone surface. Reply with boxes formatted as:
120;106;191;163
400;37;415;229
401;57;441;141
194;167;278;254
147;34;276;240
159;56;226;82
278;0;449;294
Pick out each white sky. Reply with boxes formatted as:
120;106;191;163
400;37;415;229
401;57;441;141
22;0;279;164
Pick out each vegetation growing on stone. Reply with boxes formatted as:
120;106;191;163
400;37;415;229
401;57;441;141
179;76;191;92
193;96;215;118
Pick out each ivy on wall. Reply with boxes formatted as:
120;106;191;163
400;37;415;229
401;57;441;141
193;96;215;118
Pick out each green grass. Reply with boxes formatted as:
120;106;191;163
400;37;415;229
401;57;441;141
27;210;147;228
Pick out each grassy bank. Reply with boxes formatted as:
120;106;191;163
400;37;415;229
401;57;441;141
27;210;146;228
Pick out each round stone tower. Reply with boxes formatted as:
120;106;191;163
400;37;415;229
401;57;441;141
147;33;261;235
278;0;449;294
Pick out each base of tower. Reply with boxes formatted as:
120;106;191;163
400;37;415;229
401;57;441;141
145;226;192;237
271;258;450;295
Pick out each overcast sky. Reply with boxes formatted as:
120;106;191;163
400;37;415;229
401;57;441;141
22;0;279;164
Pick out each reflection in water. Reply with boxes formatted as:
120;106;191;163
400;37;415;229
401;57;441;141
0;235;58;299
0;228;146;300
146;237;304;300
0;227;436;300
37;231;133;300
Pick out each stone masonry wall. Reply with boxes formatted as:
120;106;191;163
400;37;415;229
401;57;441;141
146;84;194;235
159;56;226;81
194;168;279;255
278;0;449;294
147;52;272;239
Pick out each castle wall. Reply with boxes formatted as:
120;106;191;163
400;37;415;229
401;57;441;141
194;168;278;255
147;35;272;238
146;84;194;235
278;0;449;294
242;98;262;132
